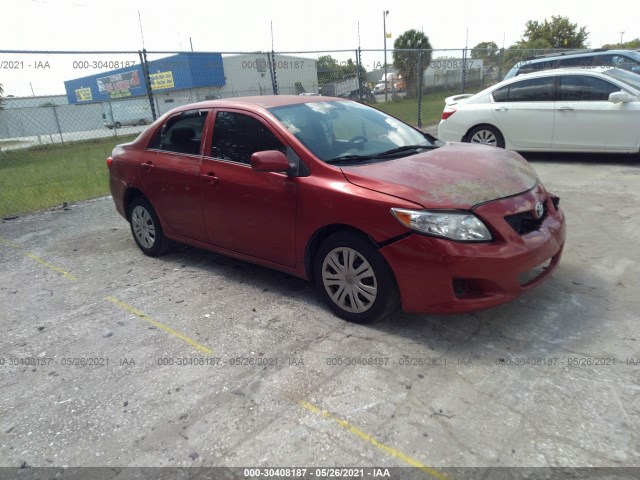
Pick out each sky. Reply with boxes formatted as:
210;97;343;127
0;0;636;97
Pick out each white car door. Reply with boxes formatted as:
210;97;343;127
490;76;555;149
552;74;640;152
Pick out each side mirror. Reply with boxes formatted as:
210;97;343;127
609;91;635;104
250;150;290;172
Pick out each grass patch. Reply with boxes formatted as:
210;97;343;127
0;135;136;217
372;86;484;127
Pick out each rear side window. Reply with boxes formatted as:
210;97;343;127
559;75;621;101
149;110;208;155
210;111;286;164
493;76;555;102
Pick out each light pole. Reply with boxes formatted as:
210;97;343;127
383;10;389;102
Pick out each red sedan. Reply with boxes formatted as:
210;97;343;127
107;95;566;323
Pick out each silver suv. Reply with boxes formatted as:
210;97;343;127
504;49;640;79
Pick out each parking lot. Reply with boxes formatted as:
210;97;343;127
1;154;639;477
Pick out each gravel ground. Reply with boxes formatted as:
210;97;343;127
1;153;639;478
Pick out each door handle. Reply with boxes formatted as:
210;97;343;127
141;161;154;172
557;107;574;112
201;172;219;185
494;107;508;112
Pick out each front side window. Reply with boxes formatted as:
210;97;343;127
611;54;640;73
210;111;286;164
149;110;208;155
559;75;620;101
493;77;555;102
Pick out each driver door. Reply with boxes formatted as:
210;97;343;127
200;109;298;267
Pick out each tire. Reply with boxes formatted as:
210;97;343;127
138;119;147;126
128;196;172;256
313;232;399;324
466;125;505;148
114;121;122;129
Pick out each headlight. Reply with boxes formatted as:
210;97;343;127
391;208;492;242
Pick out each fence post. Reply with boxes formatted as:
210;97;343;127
269;51;279;95
139;49;157;121
107;101;117;138
52;105;64;144
417;49;423;129
356;48;363;101
461;47;467;94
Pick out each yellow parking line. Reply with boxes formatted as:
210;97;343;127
25;253;78;281
105;296;214;355
0;236;78;281
0;235;21;249
299;400;451;480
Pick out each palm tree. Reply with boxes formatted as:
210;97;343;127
393;30;432;97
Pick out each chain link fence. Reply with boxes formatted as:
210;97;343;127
0;47;569;217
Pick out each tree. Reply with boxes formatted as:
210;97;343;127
393;29;432;97
317;55;365;86
503;38;557;67
520;15;588;49
602;38;640;49
471;42;500;66
471;41;501;68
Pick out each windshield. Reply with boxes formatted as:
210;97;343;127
269;100;439;163
603;68;640;91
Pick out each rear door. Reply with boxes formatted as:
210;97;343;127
490;76;556;149
552;74;639;151
141;109;210;242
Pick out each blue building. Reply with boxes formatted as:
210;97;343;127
63;53;225;105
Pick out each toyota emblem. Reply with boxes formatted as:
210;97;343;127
534;201;544;219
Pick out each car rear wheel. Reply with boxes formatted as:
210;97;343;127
314;232;399;323
466;125;504;148
114;121;122;129
128;196;172;256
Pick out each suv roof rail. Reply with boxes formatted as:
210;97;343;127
531;48;610;59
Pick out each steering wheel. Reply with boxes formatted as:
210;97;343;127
348;135;368;146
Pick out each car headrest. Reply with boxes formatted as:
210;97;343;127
170;127;196;143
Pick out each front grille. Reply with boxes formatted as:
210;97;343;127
504;202;547;235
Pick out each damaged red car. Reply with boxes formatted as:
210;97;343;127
107;95;566;323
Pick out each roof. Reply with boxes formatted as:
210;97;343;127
175;94;345;111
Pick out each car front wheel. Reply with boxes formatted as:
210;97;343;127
466;125;505;148
314;232;399;323
128;196;172;256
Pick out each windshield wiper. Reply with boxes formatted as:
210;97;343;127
371;144;437;158
325;144;438;164
325;153;373;164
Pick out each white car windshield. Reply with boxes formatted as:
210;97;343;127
270;100;440;163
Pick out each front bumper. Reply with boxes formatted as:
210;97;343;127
380;185;566;314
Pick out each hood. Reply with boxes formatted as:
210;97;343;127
340;142;538;209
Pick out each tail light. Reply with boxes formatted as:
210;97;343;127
441;108;456;120
106;156;113;169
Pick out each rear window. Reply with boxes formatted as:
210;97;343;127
493;76;555;102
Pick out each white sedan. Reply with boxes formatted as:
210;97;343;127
437;67;640;153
